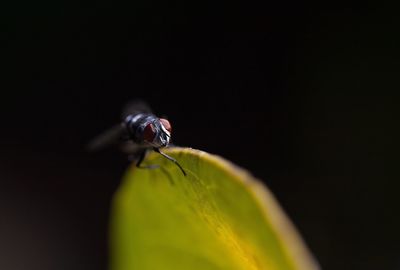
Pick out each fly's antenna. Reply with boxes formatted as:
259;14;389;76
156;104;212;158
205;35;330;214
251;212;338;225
154;148;186;176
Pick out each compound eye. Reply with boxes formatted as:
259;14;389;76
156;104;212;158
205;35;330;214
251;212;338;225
143;123;156;142
159;118;172;133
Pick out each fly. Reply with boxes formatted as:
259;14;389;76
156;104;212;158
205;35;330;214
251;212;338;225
87;100;186;175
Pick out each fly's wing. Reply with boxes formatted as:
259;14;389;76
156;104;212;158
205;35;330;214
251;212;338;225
119;140;146;157
121;99;152;119
86;123;126;151
87;99;152;153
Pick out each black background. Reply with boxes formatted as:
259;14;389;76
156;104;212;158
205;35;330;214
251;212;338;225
1;2;400;270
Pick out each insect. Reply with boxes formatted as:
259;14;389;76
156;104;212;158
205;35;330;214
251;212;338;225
87;100;186;175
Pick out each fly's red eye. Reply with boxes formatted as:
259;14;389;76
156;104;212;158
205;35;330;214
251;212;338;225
160;118;172;133
143;123;156;142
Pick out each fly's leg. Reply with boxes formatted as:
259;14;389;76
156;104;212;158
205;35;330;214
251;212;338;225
135;150;146;167
136;150;159;169
154;148;186;176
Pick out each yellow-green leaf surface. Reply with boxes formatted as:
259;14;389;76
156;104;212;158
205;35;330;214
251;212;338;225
110;148;319;270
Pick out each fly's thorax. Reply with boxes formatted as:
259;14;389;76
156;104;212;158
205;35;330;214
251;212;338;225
124;113;171;147
124;113;154;143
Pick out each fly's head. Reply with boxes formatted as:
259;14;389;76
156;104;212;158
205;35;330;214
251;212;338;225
142;118;172;148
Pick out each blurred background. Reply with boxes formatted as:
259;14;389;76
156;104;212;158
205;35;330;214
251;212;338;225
1;2;399;270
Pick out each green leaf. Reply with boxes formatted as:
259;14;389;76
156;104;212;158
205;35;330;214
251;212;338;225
110;148;319;270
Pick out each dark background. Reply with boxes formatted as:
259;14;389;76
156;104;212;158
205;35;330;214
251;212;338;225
1;2;399;270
